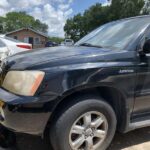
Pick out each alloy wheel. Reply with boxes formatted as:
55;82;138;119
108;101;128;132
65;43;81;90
69;111;108;150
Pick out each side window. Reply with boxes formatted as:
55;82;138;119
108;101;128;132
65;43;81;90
139;28;150;50
0;39;6;47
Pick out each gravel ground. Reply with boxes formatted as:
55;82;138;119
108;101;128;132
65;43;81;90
0;127;150;150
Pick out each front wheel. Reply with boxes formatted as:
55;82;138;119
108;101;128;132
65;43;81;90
50;96;117;150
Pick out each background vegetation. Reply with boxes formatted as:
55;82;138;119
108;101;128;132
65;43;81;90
1;0;150;43
64;0;150;42
48;37;64;43
0;12;48;34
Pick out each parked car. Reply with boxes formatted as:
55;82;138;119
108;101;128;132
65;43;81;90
45;41;59;47
0;35;32;60
64;38;74;46
1;15;150;150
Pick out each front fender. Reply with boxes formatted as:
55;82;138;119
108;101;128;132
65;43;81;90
40;63;136;101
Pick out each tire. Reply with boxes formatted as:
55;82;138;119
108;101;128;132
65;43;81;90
50;95;117;150
0;125;16;148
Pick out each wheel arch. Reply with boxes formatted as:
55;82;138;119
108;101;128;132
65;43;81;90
45;85;129;135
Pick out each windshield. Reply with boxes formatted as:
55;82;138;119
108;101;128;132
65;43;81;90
76;17;150;50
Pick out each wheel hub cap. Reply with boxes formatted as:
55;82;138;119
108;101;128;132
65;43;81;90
84;128;93;137
69;111;108;150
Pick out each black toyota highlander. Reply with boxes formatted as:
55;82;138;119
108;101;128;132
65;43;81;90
0;15;150;150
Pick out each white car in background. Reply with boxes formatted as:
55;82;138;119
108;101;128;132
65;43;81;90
0;35;32;60
64;39;74;46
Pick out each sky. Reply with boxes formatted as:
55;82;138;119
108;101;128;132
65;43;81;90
0;0;109;37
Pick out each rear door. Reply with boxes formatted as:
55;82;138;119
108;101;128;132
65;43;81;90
133;27;150;119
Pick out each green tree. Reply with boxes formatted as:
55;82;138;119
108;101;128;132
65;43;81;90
64;4;110;42
64;14;86;41
33;19;48;33
0;17;6;33
110;0;144;20
142;0;150;14
84;4;110;32
64;0;145;42
0;11;48;34
48;37;64;44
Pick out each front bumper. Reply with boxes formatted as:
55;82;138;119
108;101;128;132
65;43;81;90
0;88;51;135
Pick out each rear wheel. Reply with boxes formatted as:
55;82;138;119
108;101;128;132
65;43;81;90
50;96;117;150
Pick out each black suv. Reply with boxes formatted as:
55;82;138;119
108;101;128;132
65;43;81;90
0;16;150;150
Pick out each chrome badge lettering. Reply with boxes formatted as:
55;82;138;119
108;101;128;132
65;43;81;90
119;69;134;74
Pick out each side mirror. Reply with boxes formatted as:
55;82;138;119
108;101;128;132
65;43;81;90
143;39;150;54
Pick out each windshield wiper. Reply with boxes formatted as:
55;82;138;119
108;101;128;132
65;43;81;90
79;43;103;48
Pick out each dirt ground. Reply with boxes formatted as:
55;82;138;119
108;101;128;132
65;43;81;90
0;127;150;150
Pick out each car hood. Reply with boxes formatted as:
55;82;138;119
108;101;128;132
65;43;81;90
4;46;118;70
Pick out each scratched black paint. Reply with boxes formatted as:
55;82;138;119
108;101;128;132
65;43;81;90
0;16;150;135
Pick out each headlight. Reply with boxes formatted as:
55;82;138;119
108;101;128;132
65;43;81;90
2;71;45;96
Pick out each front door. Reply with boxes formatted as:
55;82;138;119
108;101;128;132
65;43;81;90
133;28;150;119
29;37;34;46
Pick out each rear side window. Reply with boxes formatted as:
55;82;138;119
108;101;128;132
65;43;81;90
0;39;6;47
139;27;150;49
